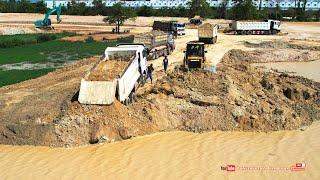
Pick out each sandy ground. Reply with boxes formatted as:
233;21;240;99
0;14;319;179
0;121;319;179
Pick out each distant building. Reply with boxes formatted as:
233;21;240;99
43;0;320;11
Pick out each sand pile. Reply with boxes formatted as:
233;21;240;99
86;60;129;81
55;49;319;146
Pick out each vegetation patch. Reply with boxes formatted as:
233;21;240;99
0;68;55;87
0;32;75;48
0;35;133;87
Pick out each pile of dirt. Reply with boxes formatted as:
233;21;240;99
0;50;319;147
0;57;99;146
54;49;320;146
86;60;128;81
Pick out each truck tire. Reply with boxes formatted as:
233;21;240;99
124;98;130;106
130;92;137;102
248;30;253;35
272;30;277;35
129;92;134;103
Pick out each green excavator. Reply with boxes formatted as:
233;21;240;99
34;4;62;30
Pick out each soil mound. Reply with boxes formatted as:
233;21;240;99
0;50;319;147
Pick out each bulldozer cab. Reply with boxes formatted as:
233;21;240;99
186;43;205;57
184;42;207;69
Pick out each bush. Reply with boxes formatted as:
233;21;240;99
36;34;57;43
0;37;36;48
85;36;95;43
231;0;259;20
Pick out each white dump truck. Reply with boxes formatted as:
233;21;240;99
231;19;281;35
134;30;175;60
198;23;218;44
78;44;148;105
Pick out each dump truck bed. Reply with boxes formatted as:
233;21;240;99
79;45;148;105
198;23;218;38
134;31;168;50
86;60;130;81
232;21;270;31
79;49;137;105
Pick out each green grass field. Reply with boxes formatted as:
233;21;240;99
0;33;133;87
0;68;55;87
0;32;75;48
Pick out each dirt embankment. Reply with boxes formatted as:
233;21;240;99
0;49;319;147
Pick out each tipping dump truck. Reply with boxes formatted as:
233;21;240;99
230;19;281;35
134;30;175;60
183;41;207;69
152;21;185;37
198;23;218;44
78;44;148;105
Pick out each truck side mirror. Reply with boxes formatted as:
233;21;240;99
204;51;208;53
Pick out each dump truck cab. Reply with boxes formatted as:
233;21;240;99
190;16;203;25
267;19;281;32
184;42;207;69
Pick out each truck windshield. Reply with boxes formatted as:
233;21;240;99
187;44;204;56
174;23;185;28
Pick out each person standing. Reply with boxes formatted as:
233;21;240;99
147;64;154;83
163;56;169;72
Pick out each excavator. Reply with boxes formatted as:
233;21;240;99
34;4;62;30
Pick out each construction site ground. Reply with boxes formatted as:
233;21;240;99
0;14;319;147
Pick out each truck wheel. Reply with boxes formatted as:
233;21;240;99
124;98;130;106
272;30;277;35
131;92;137;102
129;92;134;103
248;31;252;35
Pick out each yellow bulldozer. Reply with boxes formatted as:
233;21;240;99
183;41;207;69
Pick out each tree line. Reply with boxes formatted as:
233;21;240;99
0;0;319;21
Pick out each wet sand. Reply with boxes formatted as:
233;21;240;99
253;59;320;82
0;122;319;179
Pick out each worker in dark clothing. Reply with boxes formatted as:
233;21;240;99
163;56;169;72
147;64;154;83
